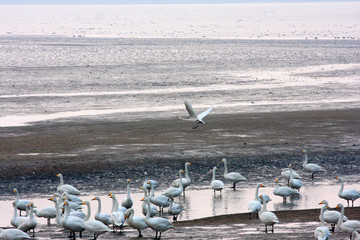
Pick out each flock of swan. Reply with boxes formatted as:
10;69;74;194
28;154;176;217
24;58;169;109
1;150;360;240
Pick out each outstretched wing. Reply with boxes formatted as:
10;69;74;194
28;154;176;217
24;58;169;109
198;106;214;121
184;99;197;119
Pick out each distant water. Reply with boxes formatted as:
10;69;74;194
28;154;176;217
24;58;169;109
0;37;359;127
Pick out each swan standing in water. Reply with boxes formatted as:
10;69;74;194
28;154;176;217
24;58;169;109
162;170;184;198
62;201;85;240
171;162;192;195
302;150;326;179
258;195;279;233
289;164;303;191
57;173;81;195
336;177;360;207
92;197;111;226
140;186;158;217
273;178;299;203
33;204;56;226
148;181;170;213
0;228;31;240
281;168;301;185
168;196;183;222
13;188;31;216
248;184;264;219
124;208;148;238
142;171;158;194
315;205;330;240
319;200;348;233
336;203;360;239
108;193;125;232
178;99;214;129
81;201;111;240
142;197;174;239
211;166;224;195
121;179;133;209
221;158;247;190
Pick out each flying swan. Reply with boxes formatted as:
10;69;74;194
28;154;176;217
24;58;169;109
178;99;214;129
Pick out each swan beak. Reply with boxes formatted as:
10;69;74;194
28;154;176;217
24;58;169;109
127;179;131;183
259;195;262;198
189;163;192;165
327;206;330;209
336;204;340;209
221;158;225;162
289;164;292;168
56;173;60;177
124;214;127;219
260;184;265;187
335;177;339;179
13;189;16;193
91;197;96;201
147;181;151;184
275;179;279;182
139;186;143;189
48;198;54;201
81;201;85;205
140;197;145;201
318;201;323;205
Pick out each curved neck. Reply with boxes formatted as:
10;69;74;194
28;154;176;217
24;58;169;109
150;185;155;197
259;197;267;214
84;202;90;221
254;185;260;201
185;164;190;180
212;168;216;181
338;179;344;195
142;187;148;197
95;199;101;216
223;161;228;175
337;205;344;226
303;152;308;166
128;210;134;221
14;190;20;203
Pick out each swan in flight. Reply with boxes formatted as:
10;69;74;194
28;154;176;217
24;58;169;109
13;188;31;216
336;203;360;238
56;173;81;195
92;197;111;226
336;177;360;207
273;178;299;203
248;183;264;219
302;150;326;179
121;179;133;209
81;201;111;240
142;197;174;239
289;164;303;191
124;208;148;238
0;228;31;240
319;200;348;233
221;158;247;189
259;195;279;233
314;205;330;240
178;99;214;129
171;162;192;195
211;166;224;195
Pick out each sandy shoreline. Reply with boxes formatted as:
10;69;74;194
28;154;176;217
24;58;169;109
0;108;359;195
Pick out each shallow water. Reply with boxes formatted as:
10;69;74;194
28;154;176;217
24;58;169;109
1;180;359;228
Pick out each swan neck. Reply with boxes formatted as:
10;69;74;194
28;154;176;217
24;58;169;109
179;171;183;189
29;205;34;220
53;199;62;226
254;185;260;200
289;168;294;181
320;206;325;225
223;161;228;175
145;199;151;220
127;183;131;197
259;197;267;214
13;204;17;219
212;168;216;181
14;190;20;203
59;175;64;186
303;152;308;166
96;199;101;216
63;203;70;222
338;179;344;195
84;202;90;221
112;195;119;213
337;205;344;226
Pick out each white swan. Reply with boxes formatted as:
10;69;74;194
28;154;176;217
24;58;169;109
81;201;111;240
92;197;111;226
48;197;63;226
62;192;83;204
13;188;31;216
211;166;224;195
168;196;183;222
162;170;184;198
56;173;81;195
142;171;158;193
171;162;192;195
319;200;348;233
108;193;125;232
33;205;56;226
289;164;303;191
281;168;301;185
121;179;133;209
54;193;82;211
142;197;174;239
248;183;264;219
336;203;360;238
11;201;27;228
148;181;170;213
221;158;247;189
314;205;330;240
259;195;279;233
18;203;37;237
140;186;158;217
178;99;214;129
302;150;326;179
62;201;85;239
336;177;360;207
125;208;148;237
273;178;299;203
0;228;31;240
